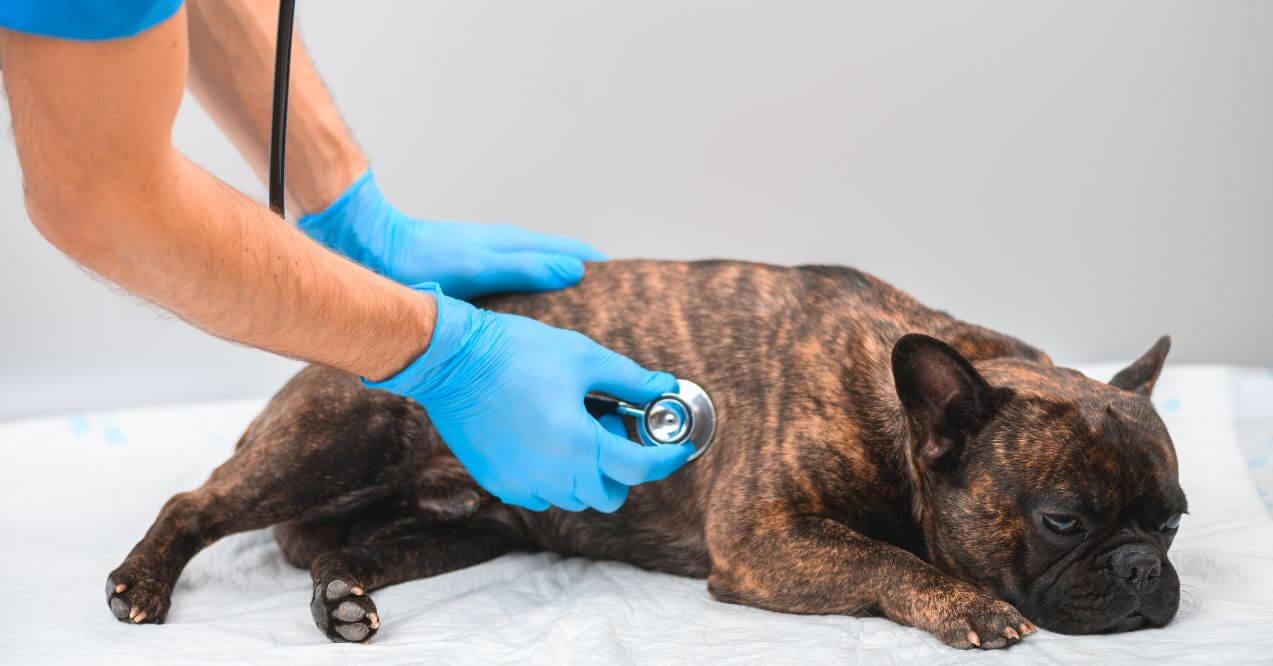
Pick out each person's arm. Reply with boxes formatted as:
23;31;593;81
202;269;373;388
183;0;605;300
185;0;363;216
1;8;428;381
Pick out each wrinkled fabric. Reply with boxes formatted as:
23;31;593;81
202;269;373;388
2;364;1271;664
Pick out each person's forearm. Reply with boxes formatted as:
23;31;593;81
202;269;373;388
186;0;365;215
38;150;434;381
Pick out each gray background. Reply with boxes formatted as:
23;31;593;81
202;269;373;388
1;1;1269;422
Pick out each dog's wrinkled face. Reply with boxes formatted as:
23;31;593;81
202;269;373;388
893;335;1184;634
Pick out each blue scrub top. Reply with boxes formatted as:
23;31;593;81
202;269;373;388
0;0;183;41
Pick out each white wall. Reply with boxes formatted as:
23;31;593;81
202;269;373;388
2;0;1270;421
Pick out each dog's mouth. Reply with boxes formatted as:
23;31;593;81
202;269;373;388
1027;584;1180;635
1042;610;1149;635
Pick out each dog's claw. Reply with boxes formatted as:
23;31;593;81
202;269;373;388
967;631;980;647
115;583;127;594
351;586;364;596
128;606;138;620
1004;627;1020;640
133;611;147;623
367;612;379;629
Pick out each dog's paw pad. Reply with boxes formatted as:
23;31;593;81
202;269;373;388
311;576;378;643
105;567;172;625
332;600;365;623
109;596;131;619
335;622;370;642
324;579;351;601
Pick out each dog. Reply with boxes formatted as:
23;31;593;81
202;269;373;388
105;260;1184;649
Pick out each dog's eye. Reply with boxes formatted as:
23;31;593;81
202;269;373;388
1161;514;1182;532
1042;513;1084;535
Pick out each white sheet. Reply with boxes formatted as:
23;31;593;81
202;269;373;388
2;364;1272;665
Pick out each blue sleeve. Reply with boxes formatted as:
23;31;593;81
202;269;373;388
0;0;183;41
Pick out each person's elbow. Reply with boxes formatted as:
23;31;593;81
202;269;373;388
22;170;95;258
21;150;173;265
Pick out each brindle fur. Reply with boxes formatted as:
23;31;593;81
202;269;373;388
105;260;1184;648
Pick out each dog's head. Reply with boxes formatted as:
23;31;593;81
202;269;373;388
891;334;1184;634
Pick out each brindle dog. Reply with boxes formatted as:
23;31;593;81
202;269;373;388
106;260;1185;649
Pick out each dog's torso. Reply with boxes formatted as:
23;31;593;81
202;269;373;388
392;260;1050;576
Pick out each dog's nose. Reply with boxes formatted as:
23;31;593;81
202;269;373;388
1111;544;1161;591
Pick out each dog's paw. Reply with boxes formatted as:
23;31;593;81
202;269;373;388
310;575;379;643
922;588;1036;650
916;585;1043;649
105;566;172;625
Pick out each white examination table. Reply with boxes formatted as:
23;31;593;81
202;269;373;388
2;364;1271;664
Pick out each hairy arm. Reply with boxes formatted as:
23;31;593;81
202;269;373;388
185;0;364;215
1;7;431;381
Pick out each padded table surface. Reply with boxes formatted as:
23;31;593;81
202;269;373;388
2;364;1271;664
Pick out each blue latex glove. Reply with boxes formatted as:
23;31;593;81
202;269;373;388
365;284;695;512
298;170;605;300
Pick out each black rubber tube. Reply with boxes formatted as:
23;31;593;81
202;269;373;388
268;0;297;217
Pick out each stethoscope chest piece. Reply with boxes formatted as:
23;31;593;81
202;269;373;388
586;379;716;462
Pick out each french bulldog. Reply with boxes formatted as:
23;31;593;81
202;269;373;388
106;260;1184;648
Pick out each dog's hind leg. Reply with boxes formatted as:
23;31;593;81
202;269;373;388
106;366;437;625
307;516;523;642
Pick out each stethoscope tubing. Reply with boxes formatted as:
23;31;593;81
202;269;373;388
268;0;297;217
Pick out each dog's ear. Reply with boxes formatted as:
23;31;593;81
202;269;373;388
1109;336;1171;397
892;334;997;470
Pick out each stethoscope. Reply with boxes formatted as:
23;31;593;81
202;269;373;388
266;1;717;462
585;380;717;461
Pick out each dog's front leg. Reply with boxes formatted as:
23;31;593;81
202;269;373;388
706;512;1035;649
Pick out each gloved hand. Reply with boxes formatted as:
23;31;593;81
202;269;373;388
365;283;694;512
298;170;604;300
